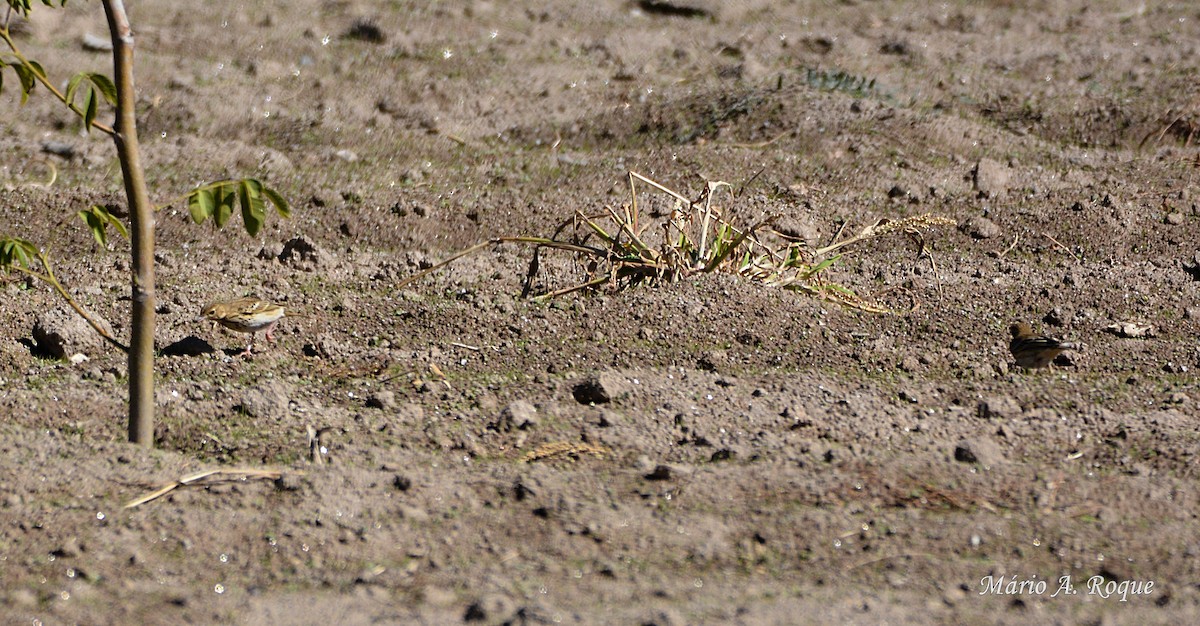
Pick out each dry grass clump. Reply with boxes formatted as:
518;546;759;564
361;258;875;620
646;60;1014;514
398;171;956;313
523;441;612;463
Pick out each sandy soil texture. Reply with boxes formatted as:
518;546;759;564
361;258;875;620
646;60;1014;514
2;1;1199;624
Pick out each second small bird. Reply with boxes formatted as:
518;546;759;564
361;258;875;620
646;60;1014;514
1009;322;1077;369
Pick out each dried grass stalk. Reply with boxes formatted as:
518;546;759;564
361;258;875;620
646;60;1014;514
123;468;295;509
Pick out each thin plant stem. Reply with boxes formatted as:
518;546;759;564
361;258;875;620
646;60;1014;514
0;29;117;135
7;253;129;353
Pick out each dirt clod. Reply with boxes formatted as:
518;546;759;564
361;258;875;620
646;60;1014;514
572;372;625;405
464;594;517;623
279;236;332;270
973;158;1013;198
495;400;538;431
959;215;1001;239
977;396;1021;420
953;438;1004;467
366;390;396;410
32;307;113;359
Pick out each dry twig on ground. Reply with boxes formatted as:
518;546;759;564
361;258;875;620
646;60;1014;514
123;468;295;509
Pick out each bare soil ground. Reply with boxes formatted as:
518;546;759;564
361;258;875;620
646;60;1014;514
2;1;1200;624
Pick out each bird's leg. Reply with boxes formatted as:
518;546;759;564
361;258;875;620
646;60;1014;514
264;320;279;343
240;340;255;357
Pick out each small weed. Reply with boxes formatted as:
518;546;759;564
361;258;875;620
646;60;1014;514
398;171;956;314
804;67;895;104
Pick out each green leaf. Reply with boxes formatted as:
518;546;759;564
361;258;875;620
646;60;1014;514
214;184;235;228
26;59;46;82
12;63;35;104
65;72;115;123
65;72;86;108
261;184;290;218
187;188;215;224
76;205;128;247
823;282;856;296
9;0;67;14
789;247;806;267
83;87;98;132
803;255;839;278
0;237;38;268
87;72;117;105
239;178;266;236
79;208;107;246
100;205;128;239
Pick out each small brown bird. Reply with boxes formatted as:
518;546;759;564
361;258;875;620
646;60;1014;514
1009;322;1077;369
200;297;289;356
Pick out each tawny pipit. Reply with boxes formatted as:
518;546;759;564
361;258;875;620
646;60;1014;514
199;297;289;356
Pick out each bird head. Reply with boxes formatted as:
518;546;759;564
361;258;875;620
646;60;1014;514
199;302;225;321
1009;322;1033;338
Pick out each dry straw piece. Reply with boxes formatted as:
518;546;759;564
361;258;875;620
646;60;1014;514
123;468;295;509
523;441;612;463
397;170;957;314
